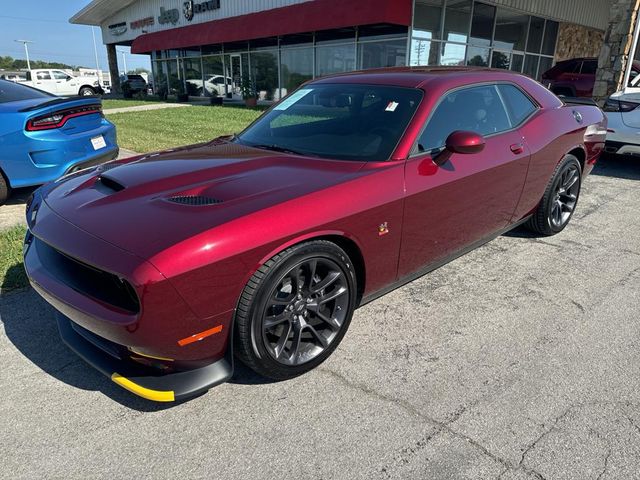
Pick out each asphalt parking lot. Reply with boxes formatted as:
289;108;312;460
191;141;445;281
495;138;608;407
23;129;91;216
1;155;639;480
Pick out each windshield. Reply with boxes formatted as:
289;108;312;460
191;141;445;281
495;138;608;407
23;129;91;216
0;79;53;104
236;84;423;161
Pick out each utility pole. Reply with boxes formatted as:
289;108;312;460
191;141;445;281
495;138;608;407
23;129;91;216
14;39;34;70
119;50;128;74
91;27;101;75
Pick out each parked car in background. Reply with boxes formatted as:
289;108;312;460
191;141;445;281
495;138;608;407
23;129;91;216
20;69;104;96
603;91;640;156
121;74;148;96
186;75;232;96
23;68;606;402
542;57;640;98
0;79;117;205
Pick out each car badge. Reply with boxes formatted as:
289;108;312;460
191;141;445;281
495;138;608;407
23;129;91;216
378;222;389;236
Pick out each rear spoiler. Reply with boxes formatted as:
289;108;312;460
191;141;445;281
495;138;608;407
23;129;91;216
18;95;101;113
559;96;598;107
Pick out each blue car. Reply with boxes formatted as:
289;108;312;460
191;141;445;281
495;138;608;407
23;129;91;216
0;79;118;205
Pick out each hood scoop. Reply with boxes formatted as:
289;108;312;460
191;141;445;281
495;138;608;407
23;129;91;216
167;195;223;206
96;174;125;193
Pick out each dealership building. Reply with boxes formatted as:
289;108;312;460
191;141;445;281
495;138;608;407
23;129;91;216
71;0;640;102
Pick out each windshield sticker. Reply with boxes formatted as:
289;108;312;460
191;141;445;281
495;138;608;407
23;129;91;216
385;101;399;112
274;88;314;111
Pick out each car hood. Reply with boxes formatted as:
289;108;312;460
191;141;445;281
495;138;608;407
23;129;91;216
42;141;365;259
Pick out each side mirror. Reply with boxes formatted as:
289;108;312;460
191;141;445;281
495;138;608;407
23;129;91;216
434;130;485;166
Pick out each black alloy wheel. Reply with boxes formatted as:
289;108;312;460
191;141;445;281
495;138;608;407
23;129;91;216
526;154;582;236
235;241;357;380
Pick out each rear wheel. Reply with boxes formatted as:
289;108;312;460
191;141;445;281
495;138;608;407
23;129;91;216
0;170;10;207
526;154;582;236
79;87;95;96
235;241;357;380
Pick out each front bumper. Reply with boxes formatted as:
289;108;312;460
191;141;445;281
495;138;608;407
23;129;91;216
55;313;233;402
23;196;236;402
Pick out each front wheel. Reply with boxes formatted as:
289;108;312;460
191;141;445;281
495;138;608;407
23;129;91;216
0;170;10;206
79;87;95;96
235;241;357;380
526;154;582;236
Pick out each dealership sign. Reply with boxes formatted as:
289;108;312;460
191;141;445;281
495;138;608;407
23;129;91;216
130;16;155;29
108;22;128;36
183;0;221;21
158;6;180;25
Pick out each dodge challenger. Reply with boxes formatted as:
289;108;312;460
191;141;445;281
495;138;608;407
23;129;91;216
23;68;606;402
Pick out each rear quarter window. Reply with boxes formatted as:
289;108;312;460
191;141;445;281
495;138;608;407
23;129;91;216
0;79;53;104
498;84;537;126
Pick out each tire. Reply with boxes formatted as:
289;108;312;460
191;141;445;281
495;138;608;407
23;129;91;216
235;240;357;380
526;154;582;236
79;87;95;96
0;170;10;207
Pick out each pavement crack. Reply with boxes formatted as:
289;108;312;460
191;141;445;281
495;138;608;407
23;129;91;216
596;449;611;480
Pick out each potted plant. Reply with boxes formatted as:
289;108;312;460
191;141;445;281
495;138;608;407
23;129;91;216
240;74;257;107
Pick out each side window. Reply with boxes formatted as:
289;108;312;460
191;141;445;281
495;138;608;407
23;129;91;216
581;61;597;75
36;71;51;81
572;61;583;74
417;85;511;153
498;84;537;126
52;71;69;80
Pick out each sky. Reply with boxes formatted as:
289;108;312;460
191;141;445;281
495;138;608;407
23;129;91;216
0;0;151;72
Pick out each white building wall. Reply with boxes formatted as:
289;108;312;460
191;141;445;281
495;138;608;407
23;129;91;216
101;0;313;44
487;0;610;30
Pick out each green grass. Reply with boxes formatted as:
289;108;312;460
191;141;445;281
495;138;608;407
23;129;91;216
102;98;165;110
0;225;28;292
106;105;262;153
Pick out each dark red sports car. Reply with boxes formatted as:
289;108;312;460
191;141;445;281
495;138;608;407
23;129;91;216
24;68;606;402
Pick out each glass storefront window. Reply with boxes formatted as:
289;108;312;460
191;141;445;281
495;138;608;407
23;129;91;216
538;56;553;80
466;46;490;66
183;57;203;96
280;47;313;97
153;60;168;96
490;51;511;69
541;20;559;56
250;51;279;100
410;38;440;66
526;17;545;53
440;42;466;66
523;54;539;78
358;39;407;70
167;59;181;95
202;56;227;97
494;10;528;51
414;0;443;41
317;44;356;77
444;0;471;43
511;54;524;73
469;2;495;47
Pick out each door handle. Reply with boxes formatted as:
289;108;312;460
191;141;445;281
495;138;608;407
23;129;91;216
510;143;524;154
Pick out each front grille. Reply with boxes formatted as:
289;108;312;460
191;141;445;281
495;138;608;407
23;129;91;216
34;237;140;314
168;195;223;206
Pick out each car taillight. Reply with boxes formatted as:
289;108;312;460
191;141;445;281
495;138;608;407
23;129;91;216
603;99;640;112
26;105;102;131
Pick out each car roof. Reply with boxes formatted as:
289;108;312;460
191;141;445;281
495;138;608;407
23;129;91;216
311;66;533;89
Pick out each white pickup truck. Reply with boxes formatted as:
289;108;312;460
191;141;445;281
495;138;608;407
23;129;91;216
20;69;104;96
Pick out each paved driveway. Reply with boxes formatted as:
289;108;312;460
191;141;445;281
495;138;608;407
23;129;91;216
1;156;639;480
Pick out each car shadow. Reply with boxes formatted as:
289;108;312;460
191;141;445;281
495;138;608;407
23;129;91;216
591;154;640;180
0;272;272;409
6;186;37;206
